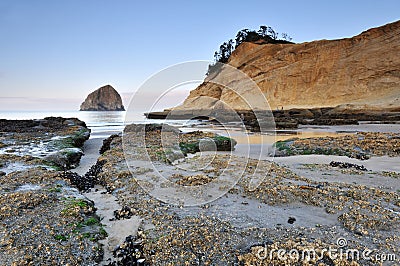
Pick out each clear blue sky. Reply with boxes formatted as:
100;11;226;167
0;0;399;110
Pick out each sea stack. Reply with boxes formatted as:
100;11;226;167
80;85;125;111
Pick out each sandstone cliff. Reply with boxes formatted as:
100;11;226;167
80;85;125;111
177;20;400;111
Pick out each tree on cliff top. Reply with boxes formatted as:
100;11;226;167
207;25;293;76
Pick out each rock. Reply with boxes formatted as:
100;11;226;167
329;161;367;171
274;118;299;129
114;206;133;220
124;123;180;134
144;111;170;119
306;118;359;125
99;134;121;154
198;138;218;151
0;171;6;177
45;148;83;169
165;149;185;162
244;118;260;132
175;20;400;112
107;235;146;266
179;135;237;155
0;117;87;133
211;135;237;151
80;85;125;111
59;160;105;191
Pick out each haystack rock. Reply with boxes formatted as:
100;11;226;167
176;20;400;112
80;85;125;111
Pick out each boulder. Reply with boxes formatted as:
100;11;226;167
45;148;84;169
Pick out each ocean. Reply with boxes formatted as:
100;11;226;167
0;110;203;138
1;110;378;145
3;110;398;159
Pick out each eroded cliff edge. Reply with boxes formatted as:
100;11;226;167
178;20;400;112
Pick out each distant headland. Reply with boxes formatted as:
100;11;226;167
146;20;400;129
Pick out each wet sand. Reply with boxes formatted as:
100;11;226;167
1;119;399;265
92;124;400;265
73;136;142;265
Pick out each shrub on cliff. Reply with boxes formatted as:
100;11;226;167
207;25;293;76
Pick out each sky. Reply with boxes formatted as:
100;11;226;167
0;0;399;110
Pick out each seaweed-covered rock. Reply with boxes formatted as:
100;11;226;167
45;148;83;169
179;135;237;155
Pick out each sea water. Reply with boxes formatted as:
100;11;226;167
0;110;357;140
0;110;201;137
3;110;399;159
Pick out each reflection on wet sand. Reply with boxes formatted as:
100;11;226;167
231;131;351;145
184;127;353;159
231;131;351;160
187;125;352;145
180;125;355;145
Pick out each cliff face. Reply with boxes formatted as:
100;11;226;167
178;20;400;111
80;85;125;111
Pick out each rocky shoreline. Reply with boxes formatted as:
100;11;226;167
0;117;103;265
0;117;90;171
145;107;400;130
0;118;399;265
93;124;399;265
274;132;400;159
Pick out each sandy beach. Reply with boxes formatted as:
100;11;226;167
91;123;399;265
0;119;399;265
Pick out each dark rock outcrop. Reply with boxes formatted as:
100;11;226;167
0;117;90;170
80;85;125;111
60;160;105;192
146;106;400;132
0;117;87;132
99;134;121;154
